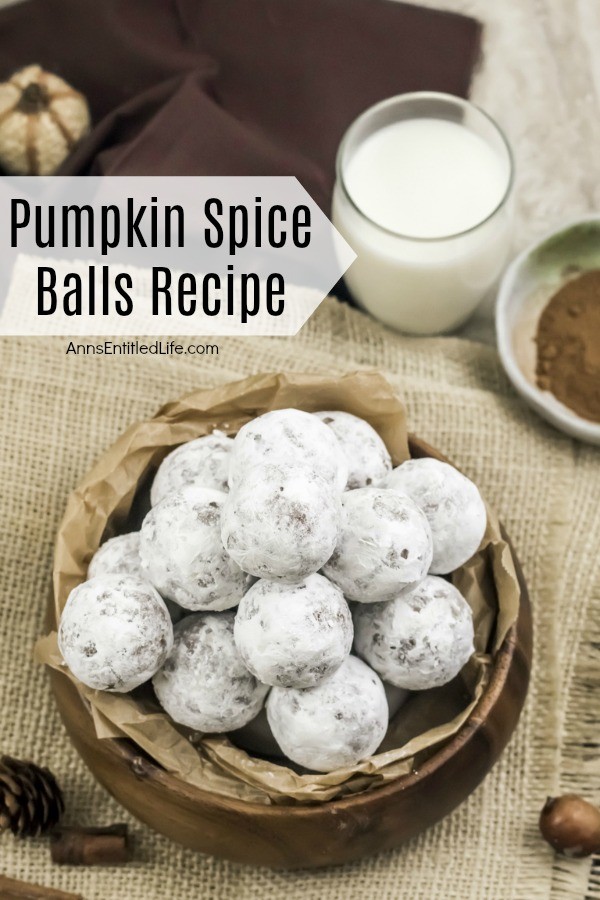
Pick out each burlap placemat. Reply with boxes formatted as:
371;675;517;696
0;297;598;899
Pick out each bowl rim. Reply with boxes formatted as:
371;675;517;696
48;434;529;818
495;214;600;444
93;613;519;818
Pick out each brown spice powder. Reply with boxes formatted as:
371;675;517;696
535;270;600;422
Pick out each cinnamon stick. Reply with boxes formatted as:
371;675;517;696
0;874;82;900
50;823;131;865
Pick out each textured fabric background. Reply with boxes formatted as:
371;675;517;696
0;297;598;899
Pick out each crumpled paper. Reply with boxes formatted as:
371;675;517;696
35;370;522;805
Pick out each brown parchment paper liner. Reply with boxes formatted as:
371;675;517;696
35;371;521;806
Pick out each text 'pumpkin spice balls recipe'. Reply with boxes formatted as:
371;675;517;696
58;406;487;773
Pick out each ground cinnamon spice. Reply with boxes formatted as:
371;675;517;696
535;270;600;422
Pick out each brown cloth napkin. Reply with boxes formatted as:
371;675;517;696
0;0;481;209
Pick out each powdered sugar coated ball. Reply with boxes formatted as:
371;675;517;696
221;464;341;581
140;486;245;611
234;574;353;688
354;575;475;690
313;411;392;489
150;431;233;506
266;655;388;772
233;682;408;759
58;574;173;692
380;458;487;574
88;532;143;579
153;612;269;732
322;488;432;602
228;408;347;491
88;531;186;624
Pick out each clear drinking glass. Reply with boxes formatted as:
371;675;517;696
332;92;514;335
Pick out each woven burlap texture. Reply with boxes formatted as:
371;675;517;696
0;298;598;900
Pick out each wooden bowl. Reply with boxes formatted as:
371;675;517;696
46;436;532;869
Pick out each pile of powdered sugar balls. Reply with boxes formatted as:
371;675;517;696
58;407;487;774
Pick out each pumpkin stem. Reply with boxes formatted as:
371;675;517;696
17;82;50;114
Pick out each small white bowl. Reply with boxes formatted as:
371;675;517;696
496;216;600;445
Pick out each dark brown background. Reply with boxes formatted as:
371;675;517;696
0;0;481;209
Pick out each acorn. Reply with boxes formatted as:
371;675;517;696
539;794;600;858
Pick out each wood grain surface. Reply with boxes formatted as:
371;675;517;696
0;873;83;900
46;436;533;869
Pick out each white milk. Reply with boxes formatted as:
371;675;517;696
333;117;513;334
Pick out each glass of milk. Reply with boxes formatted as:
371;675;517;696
332;92;514;335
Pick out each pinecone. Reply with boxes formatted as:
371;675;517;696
0;756;64;837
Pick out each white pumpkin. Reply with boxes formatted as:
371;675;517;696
0;65;90;175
